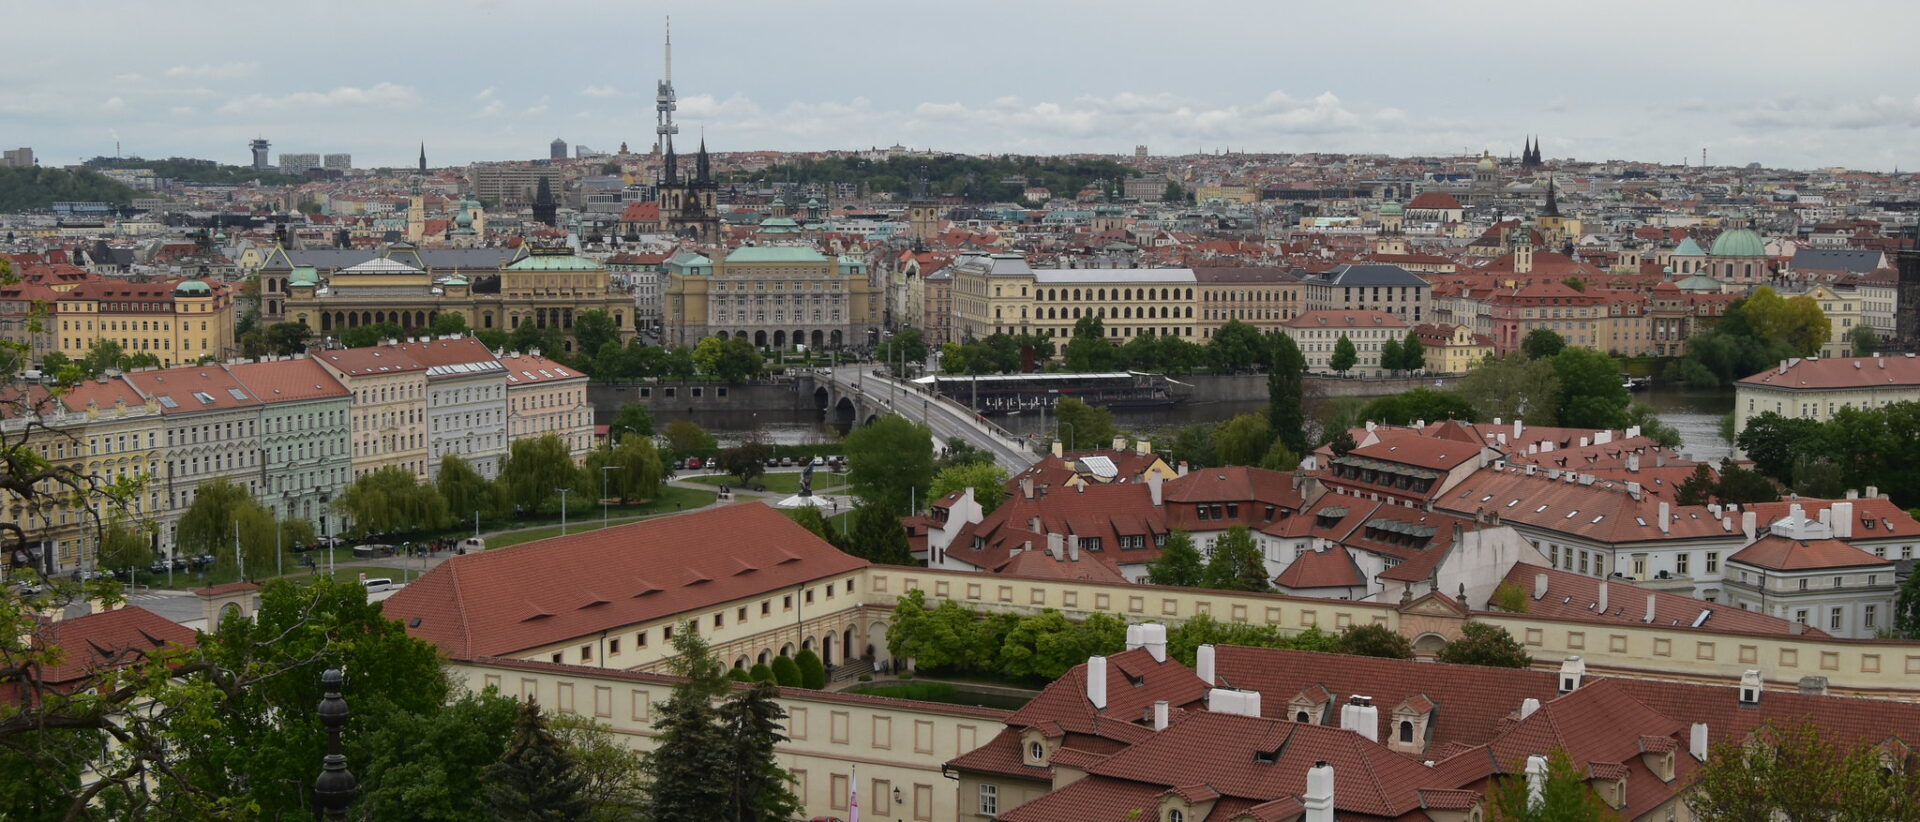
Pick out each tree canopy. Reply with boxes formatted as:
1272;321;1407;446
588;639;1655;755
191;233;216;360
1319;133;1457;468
844;415;935;514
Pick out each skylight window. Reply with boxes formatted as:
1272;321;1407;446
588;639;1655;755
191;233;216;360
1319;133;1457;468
1536;504;1549;513
191;391;215;405
1564;510;1580;519
227;388;248;400
157;395;178;409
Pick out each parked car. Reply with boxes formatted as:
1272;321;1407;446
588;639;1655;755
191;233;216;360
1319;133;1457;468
685;457;704;469
673;458;687;470
779;456;796;467
811;456;826;466
361;577;395;593
765;456;782;468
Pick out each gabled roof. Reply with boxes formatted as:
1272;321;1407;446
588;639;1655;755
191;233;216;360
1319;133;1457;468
1501;562;1820;636
121;365;263;415
35;606;197;685
1726;535;1891;571
1737;355;1920;391
225;358;349;404
384;503;866;659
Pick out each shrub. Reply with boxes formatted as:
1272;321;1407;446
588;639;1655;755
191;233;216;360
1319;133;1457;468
769;654;802;687
748;663;775;683
794;648;827;690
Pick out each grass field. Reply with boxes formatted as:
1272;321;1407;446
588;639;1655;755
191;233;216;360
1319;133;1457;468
683;471;846;495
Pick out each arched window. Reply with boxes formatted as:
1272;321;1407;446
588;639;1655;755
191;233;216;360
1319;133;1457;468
1168;811;1184;822
1296;711;1310;723
1028;741;1045;761
1123;288;1133;301
1399;720;1414;743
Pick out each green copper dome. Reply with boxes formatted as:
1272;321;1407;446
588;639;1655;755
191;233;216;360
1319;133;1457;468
1710;228;1765;258
1379;201;1404;216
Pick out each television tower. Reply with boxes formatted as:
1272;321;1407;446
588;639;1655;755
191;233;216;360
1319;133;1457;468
656;18;679;184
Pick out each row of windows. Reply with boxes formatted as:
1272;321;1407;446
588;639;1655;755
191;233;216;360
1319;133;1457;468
554;579;858;665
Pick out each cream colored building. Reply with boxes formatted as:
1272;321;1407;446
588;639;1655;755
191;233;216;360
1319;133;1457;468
312;343;431;479
1283;310;1410;375
54;278;236;366
663;246;883;350
1733;354;1920;449
1797;284;1861;358
502;352;594;460
949;253;1202;343
0;380;164;576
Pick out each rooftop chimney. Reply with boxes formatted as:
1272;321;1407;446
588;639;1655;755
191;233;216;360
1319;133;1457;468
1596;581;1609;613
1520;697;1541;719
1304;762;1334;822
1196;644;1217;686
1832;502;1854;539
1137;438;1151;456
1741;511;1757;542
1149;473;1164;507
1087;656;1108;709
1526;754;1548;808
1046;532;1064;559
1153;700;1169;732
1020;475;1035;500
1178;461;1189;477
1657;502;1670;535
1112;435;1126;451
1534;573;1549;600
1690;722;1710;762
1559;656;1586;693
1739;670;1761;705
1797;675;1829;696
1068;535;1080;562
1340;696;1379;743
1626;452;1640;473
1514;419;1524;440
1644;592;1658;623
1051;441;1063;458
1207;687;1263;718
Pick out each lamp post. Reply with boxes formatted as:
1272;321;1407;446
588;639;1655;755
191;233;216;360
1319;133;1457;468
317;489;333;577
601;465;622;527
1059;421;1075;453
312;668;356;820
556;488;571;535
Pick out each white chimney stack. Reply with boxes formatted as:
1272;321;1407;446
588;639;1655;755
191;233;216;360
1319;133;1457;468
1134;623;1168;662
1051;441;1063;458
1196;644;1217;685
1526;754;1548;809
1739;670;1762;705
1690;723;1710;762
1741;511;1757;542
1137;438;1151;456
1644;592;1658;623
1341;696;1379;743
1832;502;1854;539
1153;700;1169;731
1304;762;1334;822
1534;573;1549;600
1112;435;1126;451
1597;581;1609;612
1068;534;1080;561
1514;419;1523;440
1149;473;1164;506
1657;502;1670;535
1086;656;1108;709
1207;687;1262;717
1020;475;1035;500
1126;624;1144;650
1626;452;1640;473
1520;697;1541;719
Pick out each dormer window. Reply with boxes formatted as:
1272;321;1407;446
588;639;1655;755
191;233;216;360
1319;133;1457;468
1028;741;1044;761
1399;720;1414;743
1168;812;1184;822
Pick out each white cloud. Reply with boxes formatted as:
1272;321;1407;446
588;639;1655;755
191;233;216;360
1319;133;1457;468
580;85;620;98
473;86;495;101
474;99;505;118
170;106;195;116
217;83;420;115
101;96;126;112
521;96;550;117
165;62;257;80
114;72;146;83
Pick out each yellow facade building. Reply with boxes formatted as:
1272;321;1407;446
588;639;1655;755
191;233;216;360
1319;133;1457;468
312;343;431;479
53;278;236;366
1;380;164;576
663;246;882;349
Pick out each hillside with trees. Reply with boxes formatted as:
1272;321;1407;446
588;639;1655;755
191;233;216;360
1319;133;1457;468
0;166;136;211
726;154;1141;203
84;155;307;186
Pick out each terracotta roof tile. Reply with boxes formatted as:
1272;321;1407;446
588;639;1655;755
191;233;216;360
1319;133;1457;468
35;606;198;685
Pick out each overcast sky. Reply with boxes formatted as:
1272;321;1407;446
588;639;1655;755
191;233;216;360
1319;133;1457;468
8;0;1919;171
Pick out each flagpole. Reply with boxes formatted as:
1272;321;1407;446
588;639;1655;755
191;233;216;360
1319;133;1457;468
849;763;859;822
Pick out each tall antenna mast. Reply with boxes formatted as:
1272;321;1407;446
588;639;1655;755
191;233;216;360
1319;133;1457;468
655;17;679;182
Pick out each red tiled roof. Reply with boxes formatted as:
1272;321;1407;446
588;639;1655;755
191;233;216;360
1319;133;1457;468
122;365;263;415
1726;535;1891;571
501;353;586;386
1407;192;1463;210
1500;563;1819;636
1273;546;1364;590
1737;355;1920;390
313;343;428;377
383;503;867;659
36;606;198;685
225;358;349;403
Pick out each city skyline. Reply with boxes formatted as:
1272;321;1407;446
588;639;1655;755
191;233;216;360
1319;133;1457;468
6;1;1920;170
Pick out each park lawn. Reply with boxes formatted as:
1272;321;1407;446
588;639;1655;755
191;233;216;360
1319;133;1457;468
684;471;846;495
485;487;721;550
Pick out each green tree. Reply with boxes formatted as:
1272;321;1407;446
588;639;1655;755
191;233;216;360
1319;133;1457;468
1712;459;1779;504
341;321;404;348
1435;622;1533;668
1682;720;1905;822
1552;347;1630;429
712;336;763;382
1520;327;1567;360
1380;335;1404;373
785;505;836;545
1208;320;1267;373
1259;440;1300;471
1735;412;1823;486
1163;180;1184;202
844;415;935;514
1399;331;1426;373
640;625;734;822
1268;333;1309;454
877;327;927;369
999;610;1125;680
1213;413;1274;467
500;434;584;514
96;517;154;573
429;311;471;336
1201;526;1270;592
571;310;618;362
174;477;280;580
1054;396;1118;452
609;403;655;439
338;465;454;537
262;321;312;355
1332;623;1414;659
1743;286;1831;357
1626;401;1683;448
1165;423;1218;468
794;647;827;689
929;461;1010;516
663;419;716;457
1358;388;1478;426
1064;315;1121;371
350;686;521;822
715;437;772;484
717;681;803;822
1490;581;1530;613
1849;324;1880;357
1675;463;1716;506
1327;427;1358;456
589;433;665;502
1146;530;1203;587
747;662;775;682
509;318;567;360
437;454;506;524
1329;334;1358;374
770;654;803;686
546;712;647;822
1489;747;1621;822
485;700;592;822
844;501;914;564
1459;354;1562;425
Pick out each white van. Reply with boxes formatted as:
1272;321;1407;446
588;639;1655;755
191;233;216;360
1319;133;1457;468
361;577;395;593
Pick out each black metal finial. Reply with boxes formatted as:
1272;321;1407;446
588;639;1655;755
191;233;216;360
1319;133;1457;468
313;668;356;820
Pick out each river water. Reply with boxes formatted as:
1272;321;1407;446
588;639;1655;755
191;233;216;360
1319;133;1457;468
669;386;1737;463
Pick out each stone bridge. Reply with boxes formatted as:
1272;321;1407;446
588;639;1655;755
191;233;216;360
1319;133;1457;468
797;368;1037;473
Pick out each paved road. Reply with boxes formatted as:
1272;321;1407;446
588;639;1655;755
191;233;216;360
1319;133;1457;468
820;366;1036;473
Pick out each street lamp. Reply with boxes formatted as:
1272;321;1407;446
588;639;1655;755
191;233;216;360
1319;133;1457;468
556;488;572;535
601;465;623;527
1059;421;1075;453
